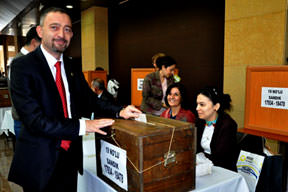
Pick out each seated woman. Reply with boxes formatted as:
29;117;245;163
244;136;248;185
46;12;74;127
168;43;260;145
141;56;176;115
196;87;238;172
160;83;195;123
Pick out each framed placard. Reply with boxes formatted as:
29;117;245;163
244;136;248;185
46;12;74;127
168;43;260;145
100;140;128;191
131;68;154;107
261;87;288;110
244;66;288;141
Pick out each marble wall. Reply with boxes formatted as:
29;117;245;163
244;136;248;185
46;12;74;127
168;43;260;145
81;7;109;72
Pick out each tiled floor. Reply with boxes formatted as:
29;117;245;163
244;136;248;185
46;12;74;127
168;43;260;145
0;135;22;192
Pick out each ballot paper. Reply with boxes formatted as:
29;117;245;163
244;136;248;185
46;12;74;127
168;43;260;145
135;113;147;123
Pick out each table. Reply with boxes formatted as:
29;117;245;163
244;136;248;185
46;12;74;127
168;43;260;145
77;136;249;192
195;166;249;192
78;156;249;192
0;108;14;135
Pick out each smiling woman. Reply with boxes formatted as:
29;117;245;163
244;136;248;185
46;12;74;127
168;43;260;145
160;83;195;123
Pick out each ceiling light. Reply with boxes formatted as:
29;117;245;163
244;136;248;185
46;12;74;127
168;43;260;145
119;0;129;5
66;5;73;9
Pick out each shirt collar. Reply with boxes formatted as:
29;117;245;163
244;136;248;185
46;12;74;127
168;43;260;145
20;47;29;55
97;91;103;98
40;45;63;68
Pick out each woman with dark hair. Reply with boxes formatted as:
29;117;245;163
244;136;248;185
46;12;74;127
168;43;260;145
141;56;176;115
160;83;195;123
196;87;238;171
151;52;165;70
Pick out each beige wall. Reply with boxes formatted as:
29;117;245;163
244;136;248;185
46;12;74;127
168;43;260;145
81;6;109;72
224;0;287;128
224;0;287;153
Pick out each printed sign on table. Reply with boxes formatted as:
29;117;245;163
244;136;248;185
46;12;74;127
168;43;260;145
100;140;128;191
237;150;265;192
261;87;288;110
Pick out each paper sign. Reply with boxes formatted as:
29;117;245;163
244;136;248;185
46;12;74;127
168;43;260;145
237;150;265;192
135;113;147;123
137;78;144;91
261;87;288;110
100;140;128;191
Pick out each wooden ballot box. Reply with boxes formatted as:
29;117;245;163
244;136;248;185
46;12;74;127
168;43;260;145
95;114;195;192
242;66;288;142
83;70;107;87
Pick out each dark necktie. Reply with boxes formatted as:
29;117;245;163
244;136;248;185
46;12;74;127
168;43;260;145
55;61;71;151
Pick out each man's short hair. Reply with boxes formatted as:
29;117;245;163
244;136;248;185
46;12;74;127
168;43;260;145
156;56;176;69
39;7;70;26
91;78;105;90
25;26;41;45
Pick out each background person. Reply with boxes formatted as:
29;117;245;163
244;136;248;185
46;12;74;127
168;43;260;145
91;78;115;104
161;83;195;123
196;87;238;172
8;26;41;139
141;56;176;115
8;7;141;192
152;52;165;70
91;78;116;118
151;52;181;82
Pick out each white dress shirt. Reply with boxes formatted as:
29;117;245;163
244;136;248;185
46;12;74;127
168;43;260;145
40;45;86;135
8;47;29;79
201;124;215;154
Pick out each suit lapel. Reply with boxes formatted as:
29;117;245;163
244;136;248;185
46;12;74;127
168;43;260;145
63;57;76;116
34;47;66;116
210;115;222;152
34;47;58;92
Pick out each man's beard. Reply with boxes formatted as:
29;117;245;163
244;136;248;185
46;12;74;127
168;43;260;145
52;39;68;53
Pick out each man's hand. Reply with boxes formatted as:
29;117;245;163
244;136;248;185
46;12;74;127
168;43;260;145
85;119;115;135
119;105;142;119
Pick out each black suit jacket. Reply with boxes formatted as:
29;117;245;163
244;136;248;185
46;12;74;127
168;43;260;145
99;90;115;104
196;112;239;172
8;47;122;191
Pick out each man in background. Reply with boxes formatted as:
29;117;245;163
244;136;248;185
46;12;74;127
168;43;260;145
91;78;116;118
91;78;115;104
9;26;41;138
14;26;41;59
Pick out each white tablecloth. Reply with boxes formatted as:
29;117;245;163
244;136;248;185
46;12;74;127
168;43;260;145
78;136;249;192
78;156;249;192
0;107;11;125
0;108;14;135
195;166;249;192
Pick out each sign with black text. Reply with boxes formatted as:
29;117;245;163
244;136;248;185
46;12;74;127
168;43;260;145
137;78;144;91
261;87;288;110
100;140;128;191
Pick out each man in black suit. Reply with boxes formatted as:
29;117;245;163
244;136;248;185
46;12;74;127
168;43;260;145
8;7;141;192
91;78;115;103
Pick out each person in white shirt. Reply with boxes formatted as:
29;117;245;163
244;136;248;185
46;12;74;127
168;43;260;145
196;87;238;172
